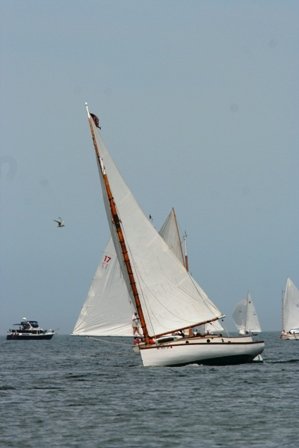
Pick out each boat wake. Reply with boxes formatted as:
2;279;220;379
267;358;299;364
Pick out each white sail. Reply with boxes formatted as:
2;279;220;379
161;208;223;323
159;208;186;267
89;119;222;338
195;319;224;335
73;209;187;337
206;320;224;333
232;294;261;335
72;238;134;336
282;278;299;333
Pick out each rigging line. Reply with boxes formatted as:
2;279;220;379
87;337;132;348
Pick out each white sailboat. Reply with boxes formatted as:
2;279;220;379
232;294;262;336
83;103;264;366
281;278;299;340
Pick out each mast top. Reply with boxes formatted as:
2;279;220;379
85;102;90;117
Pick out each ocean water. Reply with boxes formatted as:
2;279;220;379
0;333;298;448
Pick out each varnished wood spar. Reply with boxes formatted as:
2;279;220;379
86;107;150;343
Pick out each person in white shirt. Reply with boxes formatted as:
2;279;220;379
132;312;141;336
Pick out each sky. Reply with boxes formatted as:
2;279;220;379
0;0;298;334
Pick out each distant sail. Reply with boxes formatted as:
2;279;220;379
281;278;299;339
232;294;261;335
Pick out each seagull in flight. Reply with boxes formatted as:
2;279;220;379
54;217;65;228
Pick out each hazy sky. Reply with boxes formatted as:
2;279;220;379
1;0;298;334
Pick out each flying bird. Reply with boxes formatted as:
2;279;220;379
53;217;65;228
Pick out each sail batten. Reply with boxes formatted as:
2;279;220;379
85;113;222;338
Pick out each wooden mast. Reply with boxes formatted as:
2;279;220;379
183;231;189;272
85;103;150;343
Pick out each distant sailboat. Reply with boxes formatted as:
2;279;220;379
281;278;299;340
232;294;262;336
82;103;264;367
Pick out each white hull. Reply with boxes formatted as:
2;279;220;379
280;332;299;340
139;335;264;367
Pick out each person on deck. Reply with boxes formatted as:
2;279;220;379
132;312;141;336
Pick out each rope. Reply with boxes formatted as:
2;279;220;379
87;336;132;348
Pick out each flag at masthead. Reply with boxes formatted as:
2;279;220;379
90;113;101;129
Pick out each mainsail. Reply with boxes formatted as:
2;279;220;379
282;278;299;333
232;294;261;335
85;105;223;338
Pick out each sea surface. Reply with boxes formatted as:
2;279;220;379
0;332;298;448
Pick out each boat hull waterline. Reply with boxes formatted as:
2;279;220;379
139;336;264;367
6;318;55;341
6;332;54;340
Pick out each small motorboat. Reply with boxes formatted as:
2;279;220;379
6;318;55;340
